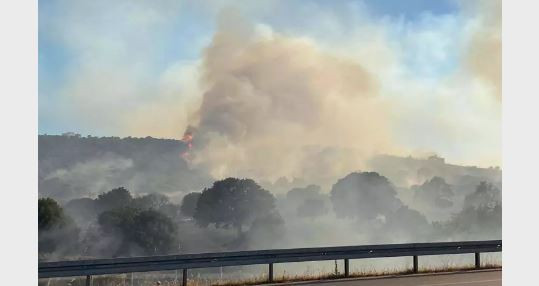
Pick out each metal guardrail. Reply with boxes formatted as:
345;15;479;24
39;240;501;286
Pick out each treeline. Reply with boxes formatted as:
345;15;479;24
38;172;501;261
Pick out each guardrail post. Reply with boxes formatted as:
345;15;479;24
475;253;481;269
344;259;349;277
268;263;274;282
85;275;91;286
413;256;418;273
182;269;187;286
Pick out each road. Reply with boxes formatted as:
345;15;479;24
281;270;501;286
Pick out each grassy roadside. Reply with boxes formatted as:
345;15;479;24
213;263;502;286
38;263;502;286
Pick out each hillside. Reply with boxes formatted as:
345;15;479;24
38;134;212;202
368;154;501;191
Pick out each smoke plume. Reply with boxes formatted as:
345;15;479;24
461;0;502;100
186;12;399;187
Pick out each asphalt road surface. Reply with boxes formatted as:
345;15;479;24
283;270;501;286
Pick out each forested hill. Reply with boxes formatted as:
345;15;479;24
39;134;212;202
369;154;501;191
38;134;502;205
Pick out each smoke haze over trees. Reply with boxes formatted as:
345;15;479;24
38;151;502;261
38;198;80;257
38;134;502;262
330;172;402;220
39;135;213;202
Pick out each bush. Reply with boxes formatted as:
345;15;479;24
38;198;79;255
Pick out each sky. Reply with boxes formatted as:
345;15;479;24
38;0;501;169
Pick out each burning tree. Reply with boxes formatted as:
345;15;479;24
180;128;194;160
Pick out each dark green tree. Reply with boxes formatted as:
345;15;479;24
180;192;201;217
286;184;323;203
245;212;285;249
435;203;502;240
158;203;182;220
194;178;276;236
39;198;65;231
95;187;133;213
330;172;402;220
63;197;97;225
38;198;79;255
297;198;328;218
286;185;328;218
412;176;454;208
98;208;179;256
464;181;501;209
130;193;181;220
382;205;430;242
132;193;170;210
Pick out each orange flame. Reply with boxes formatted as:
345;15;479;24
180;132;194;160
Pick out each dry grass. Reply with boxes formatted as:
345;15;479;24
38;263;501;286
211;263;501;286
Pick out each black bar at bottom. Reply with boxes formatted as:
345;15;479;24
475;253;481;269
269;263;274;282
344;258;349;277
182;269;187;286
413;255;418;273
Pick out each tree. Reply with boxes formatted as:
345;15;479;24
38;198;79;255
98;208;179;256
245;212;285;249
158;203;182;220
132;193;170;210
286;184;322;204
130;193;181;220
131;210;179;255
297;198;328;218
330;172;402;220
180;192;201;217
286;185;328;218
464;181;501;209
412;176;454;208
382;206;430;242
39;198;65;231
194;178;276;236
436;203;501;240
63;197;97;225
95;187;133;213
